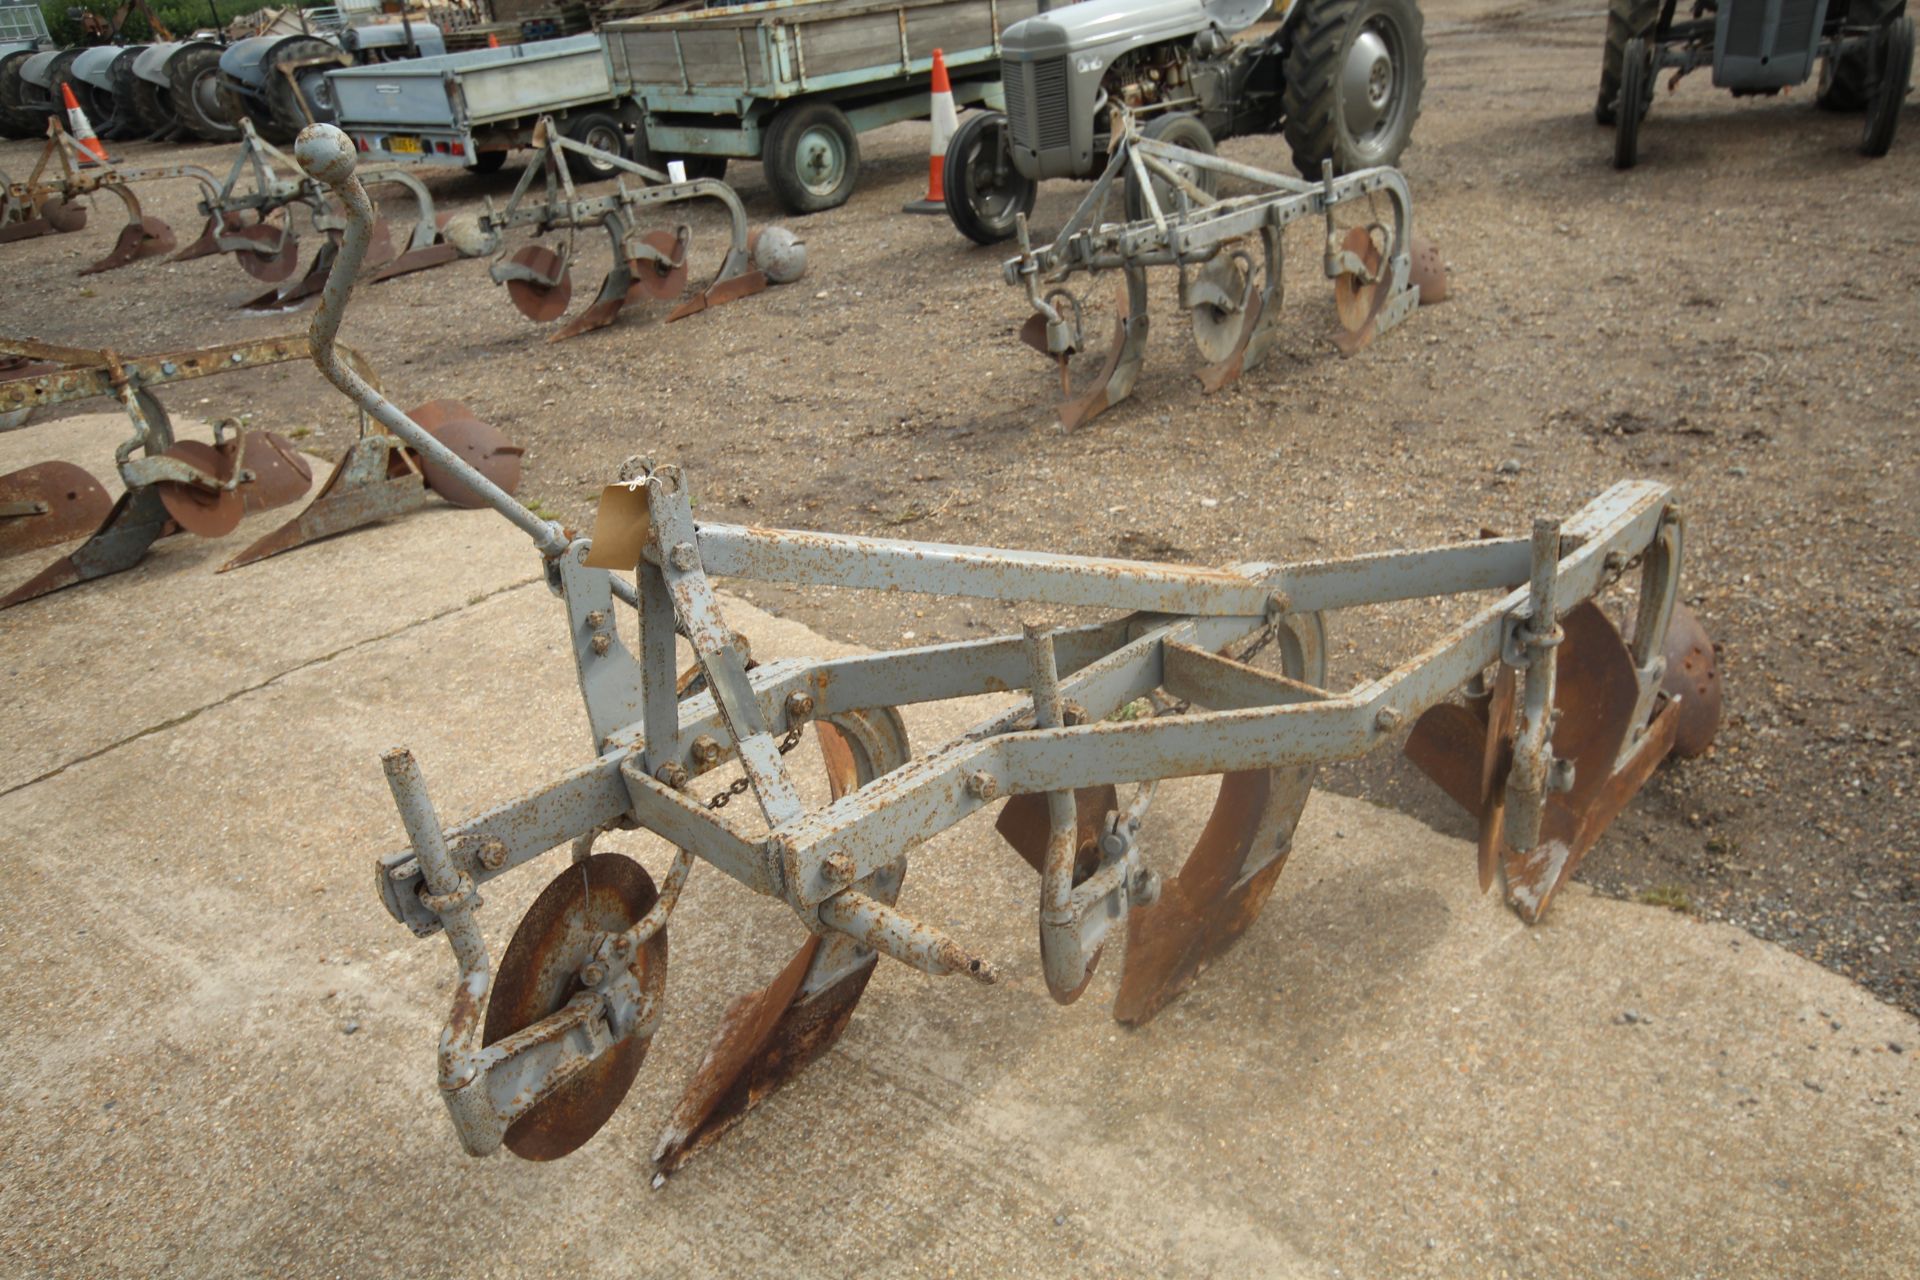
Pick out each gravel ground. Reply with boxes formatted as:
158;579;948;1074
3;0;1915;1019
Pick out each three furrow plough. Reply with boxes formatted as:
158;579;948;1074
294;127;1723;1171
1004;120;1447;429
479;116;806;341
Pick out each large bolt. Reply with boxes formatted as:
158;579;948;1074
590;632;612;656
821;852;856;883
1267;590;1292;618
1374;706;1404;732
654;761;689;790
691;734;723;765
785;691;815;721
1062;701;1088;727
1130;868;1163;908
579;962;607;987
476;838;508;872
585;610;607;628
669;541;698;571
966;771;1000;801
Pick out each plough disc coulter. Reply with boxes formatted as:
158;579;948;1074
480;117;802;342
1004;122;1445;428
291;127;1723;1172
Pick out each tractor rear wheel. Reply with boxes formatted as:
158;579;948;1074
0;49;39;139
1282;0;1425;176
169;43;240;142
1861;15;1914;154
265;37;343;137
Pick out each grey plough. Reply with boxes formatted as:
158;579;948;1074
294;125;1722;1172
480;115;807;341
170;117;478;310
1004;115;1447;429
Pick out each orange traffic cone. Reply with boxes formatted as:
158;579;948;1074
488;33;500;48
61;81;111;166
903;48;957;215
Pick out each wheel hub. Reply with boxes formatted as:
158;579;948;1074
796;127;844;196
1342;27;1396;138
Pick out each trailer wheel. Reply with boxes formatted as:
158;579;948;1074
1282;0;1425;176
169;44;240;142
1613;37;1651;169
1820;0;1907;111
565;112;627;181
0;49;40;139
764;101;860;214
1861;15;1914;155
265;37;343;137
943;110;1035;245
1125;112;1218;223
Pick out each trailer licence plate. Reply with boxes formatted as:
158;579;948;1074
387;135;423;155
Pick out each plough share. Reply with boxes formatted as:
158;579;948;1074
295;127;1723;1172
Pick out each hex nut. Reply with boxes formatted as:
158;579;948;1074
692;734;723;764
785;691;815;721
669;542;698;571
477;838;508;871
579;962;607;987
655;762;689;790
591;632;612;656
966;772;1000;801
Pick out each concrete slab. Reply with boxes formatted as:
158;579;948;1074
0;411;538;794
0;492;1914;1279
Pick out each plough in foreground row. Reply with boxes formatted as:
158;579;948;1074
295;127;1723;1172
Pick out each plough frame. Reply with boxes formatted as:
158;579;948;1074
293;126;1715;1171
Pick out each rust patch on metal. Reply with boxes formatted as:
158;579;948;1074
1660;602;1722;758
0;461;113;558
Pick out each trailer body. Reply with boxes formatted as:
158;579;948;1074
328;34;620;167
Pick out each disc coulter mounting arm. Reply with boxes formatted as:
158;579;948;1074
291;125;1710;1165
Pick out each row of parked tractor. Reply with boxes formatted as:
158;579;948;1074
0;11;441;146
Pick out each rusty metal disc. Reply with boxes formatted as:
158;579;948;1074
0;461;113;559
41;195;87;234
405;398;470;436
231;223;300;283
628;229;689;301
655;711;912;1175
1189;253;1249;365
1057;269;1151;431
1408;229;1448;305
486;852;666;1161
506;244;572;322
1104;614;1326;1025
1333;225;1383;337
416;413;524;508
1659;602;1721;758
155;439;244;538
218;430;313;512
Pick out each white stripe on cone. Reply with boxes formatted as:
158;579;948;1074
904;48;957;213
61;82;109;166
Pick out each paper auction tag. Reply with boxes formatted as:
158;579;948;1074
583;482;652;569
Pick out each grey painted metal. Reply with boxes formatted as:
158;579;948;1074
301;132;1691;1159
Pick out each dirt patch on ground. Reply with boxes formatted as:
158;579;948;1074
4;0;1914;1015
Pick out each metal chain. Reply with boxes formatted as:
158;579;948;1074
704;725;805;810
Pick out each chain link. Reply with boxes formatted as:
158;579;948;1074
704;725;806;810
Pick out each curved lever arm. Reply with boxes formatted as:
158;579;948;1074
293;125;569;559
